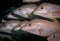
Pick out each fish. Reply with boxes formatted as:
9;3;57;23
7;4;37;19
12;4;37;18
47;32;60;41
0;20;21;33
21;19;60;37
23;0;40;3
33;3;60;18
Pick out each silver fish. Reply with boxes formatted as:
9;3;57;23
23;0;40;3
47;32;60;41
7;4;37;19
13;4;37;18
33;3;60;18
21;19;60;37
0;20;21;33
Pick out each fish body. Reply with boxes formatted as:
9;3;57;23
23;0;40;3
21;19;59;37
6;4;37;19
13;4;37;18
47;32;60;41
33;3;60;18
0;20;21;33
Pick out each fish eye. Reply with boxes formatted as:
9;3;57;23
41;6;43;9
53;35;55;38
29;23;31;26
19;9;21;10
